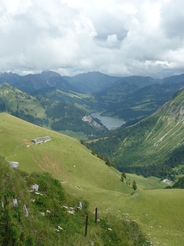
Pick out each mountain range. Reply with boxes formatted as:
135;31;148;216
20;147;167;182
0;71;77;93
1;71;184;124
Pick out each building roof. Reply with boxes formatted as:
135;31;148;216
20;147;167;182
32;136;51;144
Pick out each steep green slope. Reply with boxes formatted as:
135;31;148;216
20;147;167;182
1;158;147;246
0;83;107;139
0;113;150;245
30;87;101;113
1;113;184;245
0;113;121;191
90;89;184;178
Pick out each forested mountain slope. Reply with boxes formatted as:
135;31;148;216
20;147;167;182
90;89;184;179
94;76;184;121
30;87;101;113
0;83;107;139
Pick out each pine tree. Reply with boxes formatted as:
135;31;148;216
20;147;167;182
112;163;117;169
92;147;96;155
121;172;126;182
86;143;90;149
122;172;126;179
97;152;101;158
133;180;137;190
105;157;110;166
80;139;85;145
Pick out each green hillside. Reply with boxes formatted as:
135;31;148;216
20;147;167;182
31;87;101;113
1;158;149;246
0;113;121;190
0;113;148;245
90;89;184;179
0;83;107;139
0;113;184;245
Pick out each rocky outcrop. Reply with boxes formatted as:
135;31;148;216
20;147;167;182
82;116;102;129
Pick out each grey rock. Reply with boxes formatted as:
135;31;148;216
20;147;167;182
8;161;19;168
31;184;39;192
23;204;28;217
13;199;18;207
78;201;82;210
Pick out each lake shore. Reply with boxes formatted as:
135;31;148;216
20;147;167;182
91;112;125;130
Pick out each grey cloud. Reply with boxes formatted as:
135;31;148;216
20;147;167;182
94;16;128;42
1;0;184;78
161;0;184;39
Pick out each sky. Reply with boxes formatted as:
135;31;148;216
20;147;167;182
0;0;184;78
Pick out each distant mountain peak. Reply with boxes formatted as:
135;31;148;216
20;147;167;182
41;70;61;78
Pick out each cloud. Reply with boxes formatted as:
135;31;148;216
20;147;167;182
0;0;184;78
161;0;184;39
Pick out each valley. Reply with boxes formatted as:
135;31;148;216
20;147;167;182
0;71;184;245
2;0;184;245
1;71;184;133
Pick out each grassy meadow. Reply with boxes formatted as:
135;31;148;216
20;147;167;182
0;113;184;245
0;83;46;118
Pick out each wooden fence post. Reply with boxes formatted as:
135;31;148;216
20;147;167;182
95;207;97;223
85;215;88;237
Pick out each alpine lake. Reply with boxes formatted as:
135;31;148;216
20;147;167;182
91;112;125;130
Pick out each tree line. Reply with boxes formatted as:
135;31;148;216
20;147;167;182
80;140;117;169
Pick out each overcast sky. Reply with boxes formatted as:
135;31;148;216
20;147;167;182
1;0;184;78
